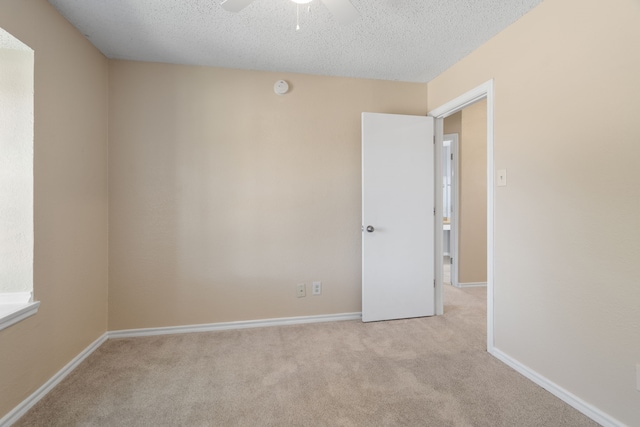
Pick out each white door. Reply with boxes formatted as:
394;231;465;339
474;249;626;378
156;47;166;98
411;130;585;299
362;113;435;322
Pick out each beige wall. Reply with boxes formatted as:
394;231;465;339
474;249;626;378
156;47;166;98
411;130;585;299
108;60;428;330
458;100;487;283
443;111;461;136
428;0;640;424
0;0;109;419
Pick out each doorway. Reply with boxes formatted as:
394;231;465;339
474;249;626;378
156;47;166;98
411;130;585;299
443;100;487;289
430;80;495;351
442;133;458;287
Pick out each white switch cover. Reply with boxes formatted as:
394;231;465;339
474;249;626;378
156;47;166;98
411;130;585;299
497;169;507;187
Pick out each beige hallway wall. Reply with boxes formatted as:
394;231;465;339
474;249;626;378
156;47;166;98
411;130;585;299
458;100;487;284
443;111;461;135
0;0;109;420
428;0;640;424
108;60;428;330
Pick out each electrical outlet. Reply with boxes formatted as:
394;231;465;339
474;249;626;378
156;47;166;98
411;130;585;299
296;283;306;298
312;281;322;296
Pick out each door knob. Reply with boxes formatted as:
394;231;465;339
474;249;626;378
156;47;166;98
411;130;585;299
366;225;375;233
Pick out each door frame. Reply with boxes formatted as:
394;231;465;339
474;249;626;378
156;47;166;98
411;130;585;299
428;80;495;352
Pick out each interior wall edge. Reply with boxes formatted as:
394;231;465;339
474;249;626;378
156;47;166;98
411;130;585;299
490;347;623;427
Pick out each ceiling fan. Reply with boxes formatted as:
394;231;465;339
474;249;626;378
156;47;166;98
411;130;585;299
220;0;359;26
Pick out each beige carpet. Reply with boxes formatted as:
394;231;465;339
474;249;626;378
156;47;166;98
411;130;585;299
444;256;451;285
16;286;598;426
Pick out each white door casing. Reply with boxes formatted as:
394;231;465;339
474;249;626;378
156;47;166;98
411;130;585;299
361;113;435;322
428;79;494;349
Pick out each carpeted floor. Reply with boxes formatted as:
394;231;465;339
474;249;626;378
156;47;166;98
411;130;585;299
15;286;599;426
444;256;451;285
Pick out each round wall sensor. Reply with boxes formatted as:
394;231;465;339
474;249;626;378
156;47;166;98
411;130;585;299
274;80;289;95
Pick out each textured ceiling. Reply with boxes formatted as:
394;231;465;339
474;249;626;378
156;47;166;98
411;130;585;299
47;0;543;83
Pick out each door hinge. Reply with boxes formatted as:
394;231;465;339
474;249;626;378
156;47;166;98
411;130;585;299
433;208;436;215
433;279;435;287
451;153;453;160
433;135;435;144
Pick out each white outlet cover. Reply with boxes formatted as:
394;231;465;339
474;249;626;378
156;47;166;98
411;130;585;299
312;281;321;295
296;283;306;298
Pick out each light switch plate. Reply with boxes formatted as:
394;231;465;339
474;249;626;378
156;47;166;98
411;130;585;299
497;169;507;187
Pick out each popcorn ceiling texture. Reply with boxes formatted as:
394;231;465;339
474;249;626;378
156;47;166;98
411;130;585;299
47;0;543;82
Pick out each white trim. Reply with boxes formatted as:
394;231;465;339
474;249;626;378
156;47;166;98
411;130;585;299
0;292;32;304
0;333;108;427
457;282;487;288
486;82;495;353
428;79;495;353
433;118;444;316
109;312;363;339
429;82;492;118
0;301;40;332
490;348;625;427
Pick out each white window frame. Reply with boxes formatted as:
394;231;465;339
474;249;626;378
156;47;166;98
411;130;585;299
0;28;38;330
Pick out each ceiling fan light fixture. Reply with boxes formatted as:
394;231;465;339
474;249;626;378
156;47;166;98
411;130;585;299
293;0;313;31
220;0;359;26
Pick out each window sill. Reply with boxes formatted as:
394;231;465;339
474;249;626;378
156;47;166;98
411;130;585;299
0;301;40;331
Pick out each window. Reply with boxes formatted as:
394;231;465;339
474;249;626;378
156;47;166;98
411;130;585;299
0;27;38;330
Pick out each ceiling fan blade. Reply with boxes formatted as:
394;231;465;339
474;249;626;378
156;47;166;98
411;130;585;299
321;0;359;25
220;0;256;13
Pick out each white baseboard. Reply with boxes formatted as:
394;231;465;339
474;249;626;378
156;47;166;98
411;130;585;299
0;333;108;427
490;348;624;427
108;312;363;339
457;282;487;288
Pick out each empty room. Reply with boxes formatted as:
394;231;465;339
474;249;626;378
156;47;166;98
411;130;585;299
0;0;638;425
